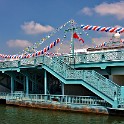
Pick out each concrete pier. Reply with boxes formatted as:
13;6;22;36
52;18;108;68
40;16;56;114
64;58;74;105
6;100;108;115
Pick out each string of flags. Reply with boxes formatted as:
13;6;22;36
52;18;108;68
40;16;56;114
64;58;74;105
0;20;73;60
23;20;72;54
1;20;124;60
56;33;67;53
0;38;60;59
81;25;124;34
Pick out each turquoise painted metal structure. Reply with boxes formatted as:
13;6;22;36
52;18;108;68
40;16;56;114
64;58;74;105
1;20;124;109
0;20;124;108
0;50;124;108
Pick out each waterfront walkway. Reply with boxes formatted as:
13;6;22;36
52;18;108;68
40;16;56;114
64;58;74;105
0;92;109;114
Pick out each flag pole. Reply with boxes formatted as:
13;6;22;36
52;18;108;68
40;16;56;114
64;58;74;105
71;20;75;57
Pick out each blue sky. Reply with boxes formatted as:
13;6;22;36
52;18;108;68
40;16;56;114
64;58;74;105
0;0;124;56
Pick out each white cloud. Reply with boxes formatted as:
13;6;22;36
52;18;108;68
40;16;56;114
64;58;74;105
21;21;54;35
81;1;124;20
7;39;32;48
94;1;124;20
81;7;93;16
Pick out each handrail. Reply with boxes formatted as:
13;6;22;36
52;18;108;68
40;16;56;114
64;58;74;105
3;93;110;107
57;50;124;64
43;56;121;101
0;49;124;68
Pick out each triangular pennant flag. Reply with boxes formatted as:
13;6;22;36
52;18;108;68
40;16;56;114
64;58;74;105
73;32;79;39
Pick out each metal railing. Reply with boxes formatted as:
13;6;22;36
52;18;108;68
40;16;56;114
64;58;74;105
0;52;122;107
0;92;9;99
58;50;124;64
44;56;121;101
1;93;110;107
1;49;124;68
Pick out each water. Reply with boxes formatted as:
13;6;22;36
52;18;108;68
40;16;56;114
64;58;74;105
0;105;124;124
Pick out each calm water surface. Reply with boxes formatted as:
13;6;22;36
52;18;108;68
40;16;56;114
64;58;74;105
0;105;124;124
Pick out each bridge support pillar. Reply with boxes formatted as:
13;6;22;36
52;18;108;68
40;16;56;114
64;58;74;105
44;70;47;95
61;83;64;95
23;76;26;94
26;75;29;96
11;74;14;93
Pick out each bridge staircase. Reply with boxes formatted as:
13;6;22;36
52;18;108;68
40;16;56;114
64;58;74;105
42;56;122;108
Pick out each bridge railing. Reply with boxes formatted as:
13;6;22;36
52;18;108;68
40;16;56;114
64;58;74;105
0;51;122;104
3;93;110;107
0;92;8;99
83;70;121;99
0;49;124;69
20;58;35;66
58;50;124;64
43;56;84;79
117;97;124;108
0;56;44;68
44;56;121;101
0;55;121;102
0;60;19;68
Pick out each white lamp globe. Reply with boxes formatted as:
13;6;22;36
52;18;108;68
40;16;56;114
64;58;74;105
114;33;120;39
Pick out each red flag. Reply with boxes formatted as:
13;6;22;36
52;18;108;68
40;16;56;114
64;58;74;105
73;32;84;43
73;32;79;39
79;38;84;43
